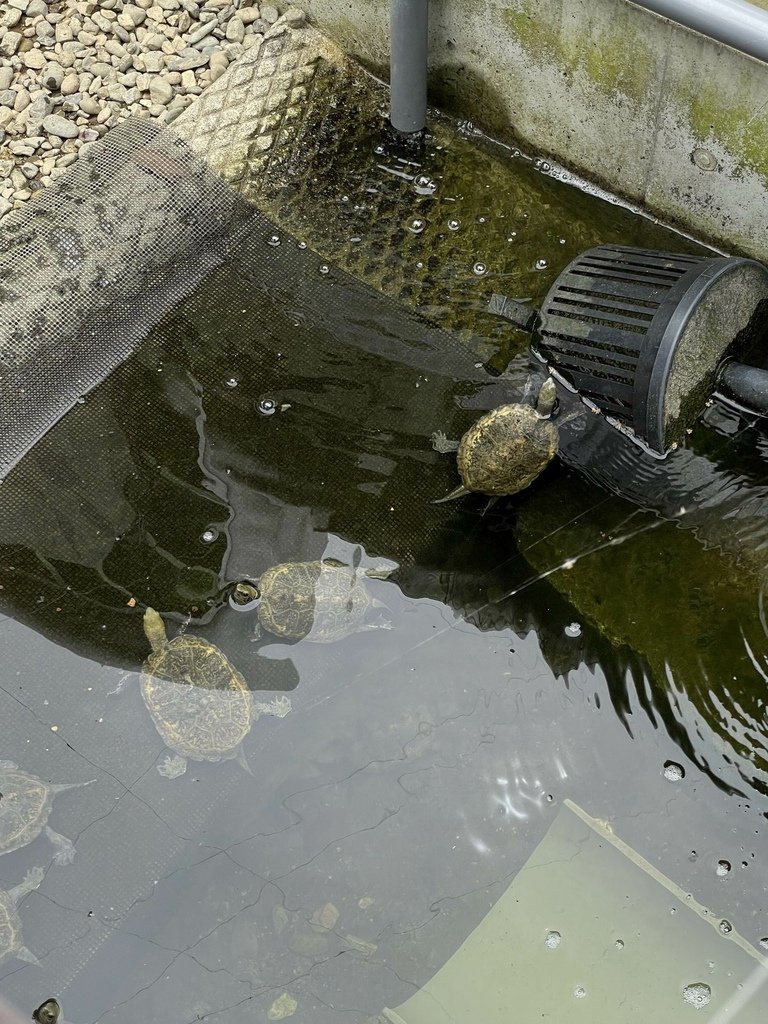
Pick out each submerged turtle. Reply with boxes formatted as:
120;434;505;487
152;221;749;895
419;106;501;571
0;762;95;865
0;866;44;964
251;559;392;643
141;607;291;779
432;376;559;501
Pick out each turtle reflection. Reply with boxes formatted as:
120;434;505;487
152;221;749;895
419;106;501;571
0;762;95;864
140;607;291;779
0;867;44;965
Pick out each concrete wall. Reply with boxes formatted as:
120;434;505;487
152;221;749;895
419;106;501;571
298;0;768;261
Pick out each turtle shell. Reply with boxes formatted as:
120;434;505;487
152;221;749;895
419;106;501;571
140;635;253;762
0;763;53;856
258;561;373;642
0;889;22;962
457;403;558;496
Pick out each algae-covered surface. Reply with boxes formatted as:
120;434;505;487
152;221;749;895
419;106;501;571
1;104;767;1024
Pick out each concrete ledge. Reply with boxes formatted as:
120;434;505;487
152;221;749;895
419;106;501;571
298;0;768;261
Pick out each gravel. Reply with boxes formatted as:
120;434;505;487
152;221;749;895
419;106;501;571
0;2;306;218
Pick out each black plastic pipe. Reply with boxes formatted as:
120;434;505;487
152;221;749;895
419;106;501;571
390;0;429;134
634;0;768;63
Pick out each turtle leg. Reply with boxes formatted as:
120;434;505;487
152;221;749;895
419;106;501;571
253;695;293;719
432;483;472;504
157;754;188;779
45;826;76;865
14;945;39;966
430;430;460;454
8;866;45;902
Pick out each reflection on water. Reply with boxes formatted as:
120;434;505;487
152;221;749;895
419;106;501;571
1;129;768;1021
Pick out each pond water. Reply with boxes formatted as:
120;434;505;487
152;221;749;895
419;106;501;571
0;109;767;1023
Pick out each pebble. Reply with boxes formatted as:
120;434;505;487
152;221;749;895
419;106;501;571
42;113;79;138
0;0;298;219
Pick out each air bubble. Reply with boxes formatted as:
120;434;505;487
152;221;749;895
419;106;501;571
319;264;330;275
535;258;548;270
716;860;731;877
559;237;566;244
615;939;624;950
473;262;487;276
564;622;581;638
374;144;385;155
408;218;425;234
663;760;685;782
267;234;281;247
719;920;732;934
760;937;768;949
298;241;307;250
414;175;437;195
477;215;486;224
447;218;461;231
545;930;561;949
573;987;586;999
225;377;238;388
257;397;278;416
200;528;218;544
683;983;711;1009
507;232;517;241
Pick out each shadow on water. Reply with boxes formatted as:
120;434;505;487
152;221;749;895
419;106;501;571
1;136;768;1020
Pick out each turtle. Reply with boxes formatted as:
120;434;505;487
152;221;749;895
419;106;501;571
252;559;393;643
431;376;559;501
0;762;95;865
0;866;45;965
141;607;291;779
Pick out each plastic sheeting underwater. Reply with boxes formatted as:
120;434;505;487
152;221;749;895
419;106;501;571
380;800;768;1024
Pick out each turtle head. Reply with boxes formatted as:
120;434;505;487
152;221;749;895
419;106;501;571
535;377;557;418
143;607;169;653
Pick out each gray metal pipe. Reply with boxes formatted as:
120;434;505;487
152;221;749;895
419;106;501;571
390;0;429;133
634;0;768;63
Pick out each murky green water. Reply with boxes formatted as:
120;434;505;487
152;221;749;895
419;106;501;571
1;110;767;1023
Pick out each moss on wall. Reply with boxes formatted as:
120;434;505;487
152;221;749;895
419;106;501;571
499;0;656;106
683;79;768;185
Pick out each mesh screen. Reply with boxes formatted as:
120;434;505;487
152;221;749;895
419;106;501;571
0;119;255;479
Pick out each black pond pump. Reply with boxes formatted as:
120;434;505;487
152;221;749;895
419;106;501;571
519;245;768;455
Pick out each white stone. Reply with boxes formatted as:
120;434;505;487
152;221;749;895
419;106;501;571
260;4;278;23
149;75;173;104
60;74;80;95
22;50;47;70
43;113;79;137
0;68;14;91
42;63;65;91
79;93;101;114
225;16;244;42
0;32;23;57
20;162;38;179
55;21;75;42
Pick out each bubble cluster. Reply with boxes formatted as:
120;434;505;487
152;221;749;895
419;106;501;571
663;760;685;782
544;930;561;949
564;622;582;638
682;983;711;1009
715;860;731;877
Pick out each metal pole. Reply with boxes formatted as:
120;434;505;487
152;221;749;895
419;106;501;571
634;0;768;64
390;0;429;134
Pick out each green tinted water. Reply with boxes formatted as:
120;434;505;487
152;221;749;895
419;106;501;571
0;110;767;1023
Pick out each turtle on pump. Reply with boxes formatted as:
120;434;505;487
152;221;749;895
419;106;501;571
432;376;559;501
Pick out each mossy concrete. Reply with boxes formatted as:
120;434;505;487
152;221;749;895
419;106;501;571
298;0;768;260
